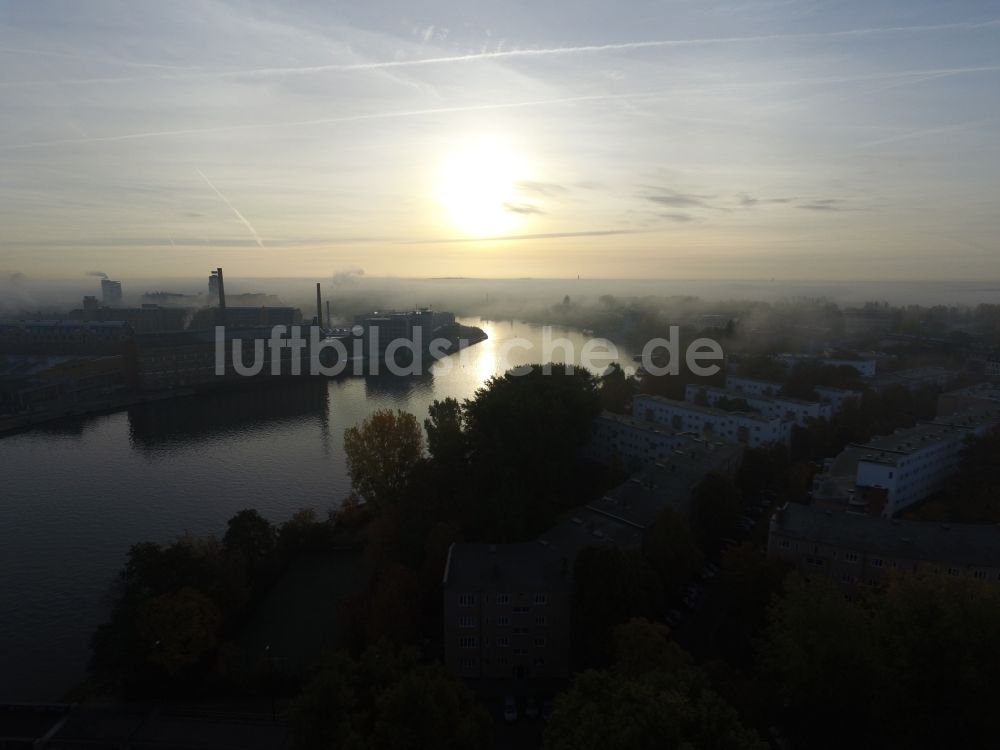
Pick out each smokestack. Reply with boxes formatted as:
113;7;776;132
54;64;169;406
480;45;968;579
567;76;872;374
326;300;331;328
215;267;227;325
315;282;322;327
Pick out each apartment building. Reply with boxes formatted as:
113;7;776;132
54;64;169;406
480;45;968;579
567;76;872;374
685;383;832;427
810;408;999;516
442;542;572;684
768;503;1000;592
633;393;792;447
726;375;861;414
869;366;958;393
444;436;743;686
937;382;1000;417
586;411;695;472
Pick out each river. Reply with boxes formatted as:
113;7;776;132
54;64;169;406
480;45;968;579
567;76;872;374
0;319;635;701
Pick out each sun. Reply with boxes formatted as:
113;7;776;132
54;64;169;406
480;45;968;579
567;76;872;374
436;136;529;237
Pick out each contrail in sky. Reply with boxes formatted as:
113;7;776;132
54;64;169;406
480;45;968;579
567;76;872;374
1;18;997;88
4;65;999;151
196;168;264;248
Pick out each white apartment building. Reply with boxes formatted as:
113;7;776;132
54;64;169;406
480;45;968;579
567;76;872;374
686;383;832;427
813;408;999;517
726;375;859;413
586;412;694;472
633;393;792;448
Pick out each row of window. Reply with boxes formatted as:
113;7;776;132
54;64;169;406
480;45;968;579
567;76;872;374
458;637;548;648
459;657;547;670
458;614;548;628
457;593;548;607
781;541;1000;580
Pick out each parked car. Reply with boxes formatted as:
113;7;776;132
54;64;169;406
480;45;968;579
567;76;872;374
504;695;518;722
525;696;540;719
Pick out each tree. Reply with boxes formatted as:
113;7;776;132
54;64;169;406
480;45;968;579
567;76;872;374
423;398;466;466
762;575;880;748
344;409;424;511
599;362;634;414
462;364;601;535
370;665;491;750
572;547;665;666
643;509;703;596
137;587;223;676
224;509;277;587
545;623;766;750
691;472;742;553
289;641;489;750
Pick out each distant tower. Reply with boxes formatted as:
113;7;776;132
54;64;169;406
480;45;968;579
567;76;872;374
208;271;220;303
315;282;323;327
101;279;122;305
326;300;331;328
211;267;227;325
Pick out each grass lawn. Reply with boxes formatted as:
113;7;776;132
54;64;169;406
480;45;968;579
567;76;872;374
236;551;371;674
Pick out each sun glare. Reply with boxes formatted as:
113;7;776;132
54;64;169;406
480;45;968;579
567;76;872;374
436;136;529;237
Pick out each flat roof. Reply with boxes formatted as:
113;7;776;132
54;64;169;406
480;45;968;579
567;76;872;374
443;542;572;591
772;503;1000;569
634;393;780;424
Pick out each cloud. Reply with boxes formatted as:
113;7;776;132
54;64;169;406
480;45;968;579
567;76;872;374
516;180;569;197
796;199;859;212
737;193;794;207
660;212;695;222
405;229;643;244
86;270;109;279
503;202;545;215
642;189;715;209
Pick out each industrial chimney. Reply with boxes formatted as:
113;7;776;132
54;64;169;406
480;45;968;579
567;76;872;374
315;282;322;327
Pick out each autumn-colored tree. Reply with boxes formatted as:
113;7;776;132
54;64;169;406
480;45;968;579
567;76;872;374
344;409;424;512
137;587;223;676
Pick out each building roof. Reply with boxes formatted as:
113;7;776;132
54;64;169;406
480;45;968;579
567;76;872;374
634;393;780;424
772;503;1000;569
443;542;572;591
595;410;680;437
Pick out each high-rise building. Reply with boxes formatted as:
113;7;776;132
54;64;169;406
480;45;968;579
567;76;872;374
101;279;123;305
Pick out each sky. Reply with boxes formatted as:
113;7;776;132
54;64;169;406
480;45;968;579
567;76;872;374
1;0;999;283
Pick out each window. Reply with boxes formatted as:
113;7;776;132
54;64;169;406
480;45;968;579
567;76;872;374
496;593;510;605
514;606;529;614
534;637;546;647
780;540;791;550
973;570;987;580
535;615;546;626
496;636;510;648
947;567;961;577
460;658;476;669
532;658;546;668
458;615;477;629
514;648;527;656
844;552;859;563
498;655;510;666
497;615;510;626
871;558;883;568
534;593;548;605
514;626;529;635
458;593;476;607
459;636;477;649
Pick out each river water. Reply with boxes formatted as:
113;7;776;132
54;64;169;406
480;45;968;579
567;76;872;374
0;320;635;701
